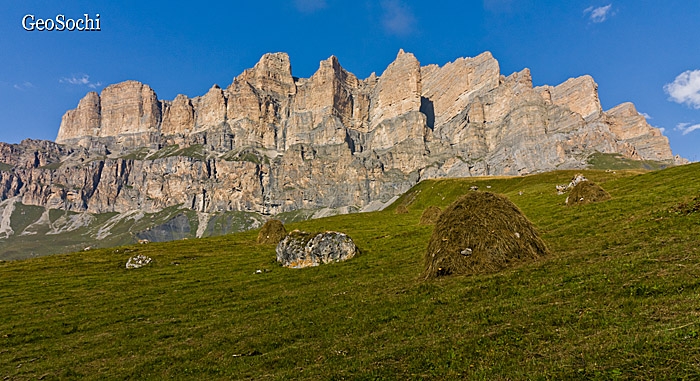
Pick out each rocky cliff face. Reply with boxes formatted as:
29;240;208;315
2;50;683;220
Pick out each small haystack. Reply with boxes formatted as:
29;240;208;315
424;192;549;278
257;219;287;244
419;206;442;225
395;204;409;214
565;181;611;206
394;190;420;214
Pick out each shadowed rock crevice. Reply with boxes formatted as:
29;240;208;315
420;96;435;130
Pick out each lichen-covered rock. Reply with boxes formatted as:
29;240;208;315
556;173;588;194
276;230;358;268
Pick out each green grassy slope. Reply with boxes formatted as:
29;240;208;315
587;152;674;171
1;164;700;379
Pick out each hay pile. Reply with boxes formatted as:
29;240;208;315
395;204;409;214
419;206;442;225
424;192;549;278
257;219;287;244
394;190;420;214
565;181;611;206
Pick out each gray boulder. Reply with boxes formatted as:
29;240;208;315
276;230;358;268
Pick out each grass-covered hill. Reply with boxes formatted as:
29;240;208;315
2;163;700;379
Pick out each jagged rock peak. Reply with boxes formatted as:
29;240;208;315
321;55;339;67
315;55;343;76
607;102;643;118
57;91;100;143
539;75;602;120
195;85;226;129
391;48;418;66
237;52;296;96
311;55;358;86
603;101;672;160
161;94;194;135
370;49;422;126
53;49;676;171
420;51;501;127
57;80;160;143
100;80;161;136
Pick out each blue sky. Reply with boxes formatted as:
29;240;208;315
1;1;698;160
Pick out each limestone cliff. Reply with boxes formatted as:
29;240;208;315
4;50;682;220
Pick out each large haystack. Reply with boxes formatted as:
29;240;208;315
257;219;287;244
424;192;549;278
566;181;611;206
419;206;442;225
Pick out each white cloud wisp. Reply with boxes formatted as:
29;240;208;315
13;82;34;91
664;70;700;109
60;74;102;89
584;4;613;23
675;122;700;136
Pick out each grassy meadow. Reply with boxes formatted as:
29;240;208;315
1;164;700;379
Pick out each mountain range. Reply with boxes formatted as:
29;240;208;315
0;50;684;258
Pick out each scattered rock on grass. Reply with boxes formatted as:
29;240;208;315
126;254;152;269
556;173;588;194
